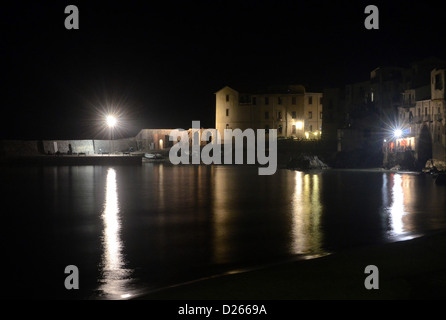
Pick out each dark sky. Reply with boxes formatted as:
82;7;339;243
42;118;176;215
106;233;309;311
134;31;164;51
1;0;445;139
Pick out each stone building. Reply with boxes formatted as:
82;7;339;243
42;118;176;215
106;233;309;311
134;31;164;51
323;58;446;158
135;129;176;151
392;68;446;168
215;85;322;141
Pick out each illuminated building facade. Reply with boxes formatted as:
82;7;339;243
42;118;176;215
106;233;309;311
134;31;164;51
215;85;323;141
395;68;446;167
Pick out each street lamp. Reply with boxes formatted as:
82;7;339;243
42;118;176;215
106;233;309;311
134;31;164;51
393;129;403;139
106;115;117;128
106;115;117;154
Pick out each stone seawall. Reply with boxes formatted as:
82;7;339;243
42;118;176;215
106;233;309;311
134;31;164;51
0;138;138;156
0;155;143;166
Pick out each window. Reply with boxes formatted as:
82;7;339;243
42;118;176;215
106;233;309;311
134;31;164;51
278;125;283;134
309;124;313;132
278;111;282;120
278;97;282;105
252;97;257;105
226;109;229;117
292;125;296;134
320;111;323;119
265;97;269;105
265;111;269;119
425;107;428;116
308;96;313;105
292;111;296;119
435;73;443;90
240;95;250;104
292;96;296;105
226;94;229;102
418;108;421;117
308;111;312;119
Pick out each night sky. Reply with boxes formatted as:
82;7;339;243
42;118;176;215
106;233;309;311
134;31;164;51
1;0;445;139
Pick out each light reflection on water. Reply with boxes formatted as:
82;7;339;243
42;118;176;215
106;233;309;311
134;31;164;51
94;166;445;298
291;172;323;255
383;173;420;241
5;165;444;299
97;168;133;300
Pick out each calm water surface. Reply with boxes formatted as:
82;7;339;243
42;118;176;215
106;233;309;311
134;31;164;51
1;164;445;299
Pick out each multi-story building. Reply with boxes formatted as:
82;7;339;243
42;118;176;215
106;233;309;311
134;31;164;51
324;58;445;157
215;85;322;141
394;68;446;167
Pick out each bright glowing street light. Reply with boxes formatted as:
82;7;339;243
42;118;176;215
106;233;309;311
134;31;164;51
106;115;118;154
394;129;403;139
106;115;117;128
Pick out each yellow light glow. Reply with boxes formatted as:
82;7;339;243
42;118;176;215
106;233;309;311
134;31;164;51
291;172;323;255
305;132;309;139
296;121;303;130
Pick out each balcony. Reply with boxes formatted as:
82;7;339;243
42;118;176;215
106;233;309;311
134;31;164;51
422;115;432;122
401;101;416;109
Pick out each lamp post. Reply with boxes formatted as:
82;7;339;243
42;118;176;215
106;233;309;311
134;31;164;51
106;115;117;154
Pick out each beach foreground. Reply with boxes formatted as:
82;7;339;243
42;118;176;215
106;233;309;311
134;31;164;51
138;231;446;300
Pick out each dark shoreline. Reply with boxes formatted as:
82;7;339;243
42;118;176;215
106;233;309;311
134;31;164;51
137;230;446;300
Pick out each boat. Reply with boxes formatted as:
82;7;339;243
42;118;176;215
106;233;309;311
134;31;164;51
144;153;164;160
